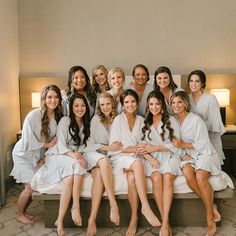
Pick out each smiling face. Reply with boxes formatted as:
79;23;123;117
188;74;203;93
45;90;60;110
133;67;148;86
123;95;137;114
171;96;187;115
72;70;87;92
99;97;113;117
155;72;170;89
148;97;162;116
72;98;86;119
94;68;107;86
110;71;124;89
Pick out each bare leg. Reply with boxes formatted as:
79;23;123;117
159;174;175;236
71;174;84;226
151;172;163;218
56;176;73;236
182;164;201;196
130;160;161;226
97;158;120;225
126;171;139;236
23;197;34;219
196;170;216;236
17;183;34;224
87;167;104;236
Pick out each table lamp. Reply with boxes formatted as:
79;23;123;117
210;89;230;126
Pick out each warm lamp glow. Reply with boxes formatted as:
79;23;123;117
31;92;41;108
210;89;230;106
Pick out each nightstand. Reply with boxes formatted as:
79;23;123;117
222;125;236;176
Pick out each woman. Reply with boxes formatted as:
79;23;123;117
109;89;161;236
107;67;126;114
10;85;63;224
187;70;225;165
126;64;153;117
154;66;182;115
42;93;119;236
91;65;110;94
62;65;96;118
170;91;221;236
138;90;182;236
88;92;123;235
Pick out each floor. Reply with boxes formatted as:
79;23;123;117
0;179;235;236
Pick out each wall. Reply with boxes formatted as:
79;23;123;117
18;0;236;76
0;0;20;205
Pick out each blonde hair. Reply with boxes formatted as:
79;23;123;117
107;67;125;86
96;92;117;123
92;65;110;93
170;91;191;112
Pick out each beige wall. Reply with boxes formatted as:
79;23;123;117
18;0;236;76
0;0;20;192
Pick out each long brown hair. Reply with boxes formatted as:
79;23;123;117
142;90;174;141
40;85;63;142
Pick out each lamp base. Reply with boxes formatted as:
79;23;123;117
220;107;226;126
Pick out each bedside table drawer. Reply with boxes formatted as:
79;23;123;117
222;134;236;149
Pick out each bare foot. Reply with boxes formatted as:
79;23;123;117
141;207;161;227
206;221;216;236
126;218;138;236
159;225;169;236
71;207;82;226
87;219;97;236
25;212;34;220
17;214;34;224
213;204;221;222
110;204;120;225
55;220;65;236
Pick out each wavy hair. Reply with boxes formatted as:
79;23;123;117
142;90;174;141
68;93;90;146
96;92;117;123
40;85;64;142
66;65;96;107
92;65;110;93
170;90;191;113
154;66;177;91
107;67;126;87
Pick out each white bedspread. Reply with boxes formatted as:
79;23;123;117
31;166;234;197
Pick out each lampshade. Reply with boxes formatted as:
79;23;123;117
31;92;41;108
210;89;230;106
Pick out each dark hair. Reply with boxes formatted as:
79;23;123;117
68;93;90;146
132;64;150;81
142;90;174;141
66;65;96;107
170;90;191;113
120;89;139;106
154;66;177;91
40;85;64;142
187;70;206;89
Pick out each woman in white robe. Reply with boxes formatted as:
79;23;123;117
107;67;126;114
126;64;153;117
41;93;117;236
170;91;221;236
187;70;225;165
91;65;110;94
10;85;64;225
86;92;122;235
153;66;183;115
109;89;161;236
61;65;96;118
138;90;183;236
